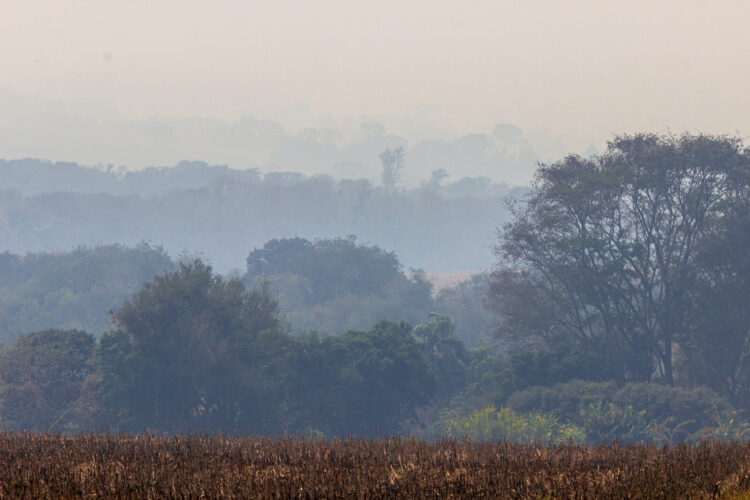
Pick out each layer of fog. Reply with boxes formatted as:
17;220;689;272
0;88;598;187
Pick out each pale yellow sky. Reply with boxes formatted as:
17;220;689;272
2;0;750;169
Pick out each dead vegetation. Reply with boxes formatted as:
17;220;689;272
1;433;750;498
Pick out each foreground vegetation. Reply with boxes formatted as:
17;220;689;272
2;433;750;498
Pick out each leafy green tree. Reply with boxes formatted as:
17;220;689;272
99;259;286;433
413;313;469;399
0;243;175;341
491;134;750;383
246;236;403;302
244;237;433;335
290;321;435;437
0;329;99;432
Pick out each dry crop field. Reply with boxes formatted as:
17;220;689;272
2;434;750;498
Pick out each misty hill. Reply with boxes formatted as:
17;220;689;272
0;160;524;272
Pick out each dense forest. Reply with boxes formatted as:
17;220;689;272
0;157;522;273
3;133;750;444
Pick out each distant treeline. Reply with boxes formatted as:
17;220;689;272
0;159;523;272
0;239;493;346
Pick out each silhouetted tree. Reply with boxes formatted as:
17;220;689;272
290;321;435;437
379;146;405;190
99;259;286;433
490;133;750;384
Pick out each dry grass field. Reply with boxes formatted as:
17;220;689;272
2;433;750;498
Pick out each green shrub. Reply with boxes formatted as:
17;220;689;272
441;344;617;422
693;410;750;441
506;380;619;421
434;406;585;444
577;402;657;443
506;380;742;443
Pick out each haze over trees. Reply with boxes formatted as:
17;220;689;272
379;146;406;190
3;133;750;443
0;157;520;273
0;244;174;343
243;236;433;335
0;90;549;185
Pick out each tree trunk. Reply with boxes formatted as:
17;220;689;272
663;336;674;386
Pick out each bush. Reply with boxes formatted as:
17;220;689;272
506;380;741;443
434;406;585;444
438;344;614;422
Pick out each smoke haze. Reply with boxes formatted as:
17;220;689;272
3;1;750;184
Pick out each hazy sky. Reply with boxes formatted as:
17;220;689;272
2;1;750;179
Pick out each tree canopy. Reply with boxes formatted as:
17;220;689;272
491;133;750;387
99;259;285;433
0;243;174;342
0;329;98;432
244;236;433;335
96;258;441;436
